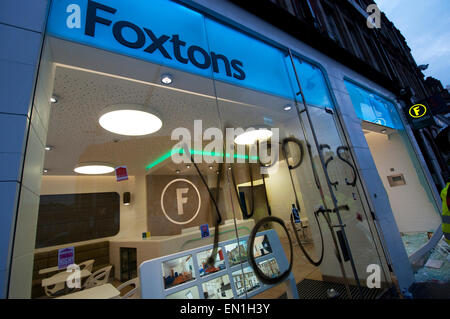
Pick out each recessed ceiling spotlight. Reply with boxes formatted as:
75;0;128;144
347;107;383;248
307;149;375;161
283;104;292;111
176;169;180;174
381;129;387;134
99;104;162;136
186;164;191;169
74;162;115;175
209;165;213;170
43;169;48;173
234;126;273;145
45;145;53;151
50;95;58;103
160;74;173;85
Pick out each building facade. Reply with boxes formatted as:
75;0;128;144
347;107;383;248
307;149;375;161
0;0;445;299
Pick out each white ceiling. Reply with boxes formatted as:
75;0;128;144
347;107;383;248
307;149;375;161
43;37;311;178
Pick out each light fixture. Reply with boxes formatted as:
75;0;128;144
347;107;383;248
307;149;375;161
74;162;115;175
45;145;53;151
283;104;292;111
234;126;273;145
50;95;58;103
160;74;173;85
43;169;48;173
186;164;191;169
99;104;162;136
123;192;131;206
381;129;387;134
176;169;180;174
209;165;213;170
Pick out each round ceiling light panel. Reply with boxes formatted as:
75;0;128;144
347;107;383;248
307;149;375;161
99;104;162;136
74;162;115;175
234;127;273;145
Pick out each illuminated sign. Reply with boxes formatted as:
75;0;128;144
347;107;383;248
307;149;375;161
408;104;427;118
404;104;434;130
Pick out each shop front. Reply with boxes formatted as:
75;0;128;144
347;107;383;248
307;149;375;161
4;0;441;299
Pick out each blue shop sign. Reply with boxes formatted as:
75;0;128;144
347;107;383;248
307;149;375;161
47;0;300;100
345;80;404;130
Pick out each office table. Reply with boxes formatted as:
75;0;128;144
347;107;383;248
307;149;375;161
56;284;120;299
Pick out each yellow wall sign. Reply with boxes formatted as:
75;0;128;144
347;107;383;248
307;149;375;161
408;104;427;118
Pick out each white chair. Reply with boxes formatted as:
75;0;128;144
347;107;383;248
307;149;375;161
44;281;65;297
115;277;140;299
83;265;112;289
78;259;95;272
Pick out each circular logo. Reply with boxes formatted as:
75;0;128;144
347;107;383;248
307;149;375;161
374;118;386;126
408;104;427;118
160;178;201;225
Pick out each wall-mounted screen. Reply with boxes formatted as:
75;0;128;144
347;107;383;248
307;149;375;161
231;266;261;296
225;240;248;267
202;274;233;299
162;255;195;289
197;248;226;277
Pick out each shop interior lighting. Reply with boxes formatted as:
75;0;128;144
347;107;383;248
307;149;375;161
145;148;259;171
45;146;53;151
283;104;292;111
99;104;162;136
160;74;173;85
74;162;115;175
50;95;58;103
234;127;273;145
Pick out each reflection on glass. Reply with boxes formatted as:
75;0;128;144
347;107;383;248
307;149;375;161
202;275;233;299
197;248;226;277
253;235;272;258
166;286;200;299
232;266;260;296
257;258;281;278
162;255;195;289
225;241;248;267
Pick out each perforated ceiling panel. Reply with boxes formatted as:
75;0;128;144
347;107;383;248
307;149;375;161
44;65;294;176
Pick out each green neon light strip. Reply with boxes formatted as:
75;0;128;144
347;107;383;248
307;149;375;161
145;148;259;171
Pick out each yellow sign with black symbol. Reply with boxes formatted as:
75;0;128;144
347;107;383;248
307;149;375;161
408;104;427;118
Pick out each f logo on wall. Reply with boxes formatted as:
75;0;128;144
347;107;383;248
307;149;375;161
160;179;201;225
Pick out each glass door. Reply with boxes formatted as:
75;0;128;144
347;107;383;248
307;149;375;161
285;50;393;297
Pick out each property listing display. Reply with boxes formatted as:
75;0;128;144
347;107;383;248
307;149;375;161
202;274;233;299
225;241;248;267
257;258;281;278
232;266;261;296
162;255;195;289
140;230;297;299
197;248;226;277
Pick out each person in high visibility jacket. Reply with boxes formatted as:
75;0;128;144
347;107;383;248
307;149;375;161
441;182;450;245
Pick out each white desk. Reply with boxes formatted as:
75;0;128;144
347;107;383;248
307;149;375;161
39;266;63;275
42;269;91;287
56;284;120;299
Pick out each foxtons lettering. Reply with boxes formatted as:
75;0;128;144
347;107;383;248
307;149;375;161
83;0;245;80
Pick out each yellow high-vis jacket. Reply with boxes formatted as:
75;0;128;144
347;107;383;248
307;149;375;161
441;182;450;245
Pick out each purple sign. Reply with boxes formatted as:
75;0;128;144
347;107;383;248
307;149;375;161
58;247;75;269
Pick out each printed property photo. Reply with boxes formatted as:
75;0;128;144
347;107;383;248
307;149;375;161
1;0;449;301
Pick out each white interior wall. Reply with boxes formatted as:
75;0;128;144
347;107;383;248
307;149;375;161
364;131;441;233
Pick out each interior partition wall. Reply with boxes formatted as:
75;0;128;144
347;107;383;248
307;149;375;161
6;0;409;298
